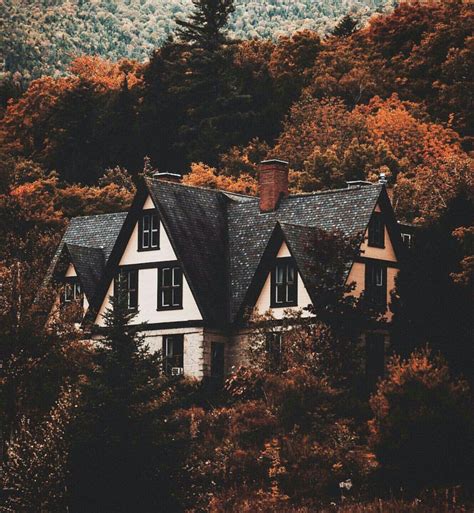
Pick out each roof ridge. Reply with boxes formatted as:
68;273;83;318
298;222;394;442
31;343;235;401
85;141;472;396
70;211;128;221
146;176;255;199
288;184;382;198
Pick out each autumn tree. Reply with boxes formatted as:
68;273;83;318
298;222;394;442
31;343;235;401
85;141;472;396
0;386;80;513
369;349;474;491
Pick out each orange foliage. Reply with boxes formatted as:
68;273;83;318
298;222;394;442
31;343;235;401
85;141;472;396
182;162;257;195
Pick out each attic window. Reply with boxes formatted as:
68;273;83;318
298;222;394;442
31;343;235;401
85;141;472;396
368;212;385;248
138;210;159;251
63;279;82;304
271;258;297;308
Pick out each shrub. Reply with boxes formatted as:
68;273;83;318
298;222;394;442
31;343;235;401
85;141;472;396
369;348;474;490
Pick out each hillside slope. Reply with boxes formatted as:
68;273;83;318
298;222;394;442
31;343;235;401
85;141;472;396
2;0;394;85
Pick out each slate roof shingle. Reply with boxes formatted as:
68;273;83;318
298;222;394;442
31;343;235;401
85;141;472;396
47;180;388;326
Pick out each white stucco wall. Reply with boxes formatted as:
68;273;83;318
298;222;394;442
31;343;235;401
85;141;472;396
94;195;202;326
254;241;313;319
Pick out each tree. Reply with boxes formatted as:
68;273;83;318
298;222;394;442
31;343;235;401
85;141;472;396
332;15;359;38
369;349;474;490
68;286;176;512
176;0;235;51
0;386;80;513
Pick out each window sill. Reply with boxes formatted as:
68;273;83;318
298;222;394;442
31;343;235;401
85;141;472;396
156;306;184;311
367;243;385;249
137;246;160;252
270;302;298;309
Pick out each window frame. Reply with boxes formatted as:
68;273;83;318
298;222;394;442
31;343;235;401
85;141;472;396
138;209;160;252
63;278;83;305
368;212;385;248
270;257;298;308
157;261;183;311
163;334;184;375
115;268;139;311
364;261;387;309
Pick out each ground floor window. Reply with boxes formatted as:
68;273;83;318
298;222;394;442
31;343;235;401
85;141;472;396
211;342;225;380
163;335;184;376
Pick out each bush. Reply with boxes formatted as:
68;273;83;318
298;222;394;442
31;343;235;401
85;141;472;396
369;349;474;490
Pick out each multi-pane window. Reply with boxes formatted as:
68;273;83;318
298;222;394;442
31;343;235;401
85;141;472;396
163;335;184;375
365;261;387;308
63;280;82;304
157;263;183;309
115;269;138;310
368;212;385;248
271;258;297;307
138;211;159;251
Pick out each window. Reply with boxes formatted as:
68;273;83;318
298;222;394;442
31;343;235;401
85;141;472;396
401;232;413;249
265;332;283;369
366;333;385;388
368;212;385;248
211;342;225;379
365;261;387;308
138;211;159;251
271;258;297;307
163;335;184;375
63;280;83;304
157;263;183;310
115;269;138;310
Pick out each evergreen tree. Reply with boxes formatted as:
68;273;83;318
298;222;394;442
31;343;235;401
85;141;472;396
167;0;254;169
68;286;174;512
176;0;235;50
331;14;359;38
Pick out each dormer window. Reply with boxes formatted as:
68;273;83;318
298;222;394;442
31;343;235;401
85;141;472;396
368;212;385;248
271;258;297;308
63;279;83;304
138;210;159;251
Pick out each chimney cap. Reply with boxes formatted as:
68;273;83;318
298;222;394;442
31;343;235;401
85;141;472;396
346;180;373;188
153;172;182;182
260;158;289;166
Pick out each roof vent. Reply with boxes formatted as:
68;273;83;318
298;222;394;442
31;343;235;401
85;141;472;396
259;159;289;213
346;180;373;188
153;172;182;183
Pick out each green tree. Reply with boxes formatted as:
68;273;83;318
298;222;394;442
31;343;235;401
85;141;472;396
331;14;359;38
68;288;172;512
176;0;235;51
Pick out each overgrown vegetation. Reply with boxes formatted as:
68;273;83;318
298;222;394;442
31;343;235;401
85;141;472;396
1;1;473;511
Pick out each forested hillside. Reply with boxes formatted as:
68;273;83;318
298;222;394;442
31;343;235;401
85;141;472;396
2;0;394;87
1;2;473;511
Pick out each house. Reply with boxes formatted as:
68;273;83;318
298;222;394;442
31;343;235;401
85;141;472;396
45;160;403;381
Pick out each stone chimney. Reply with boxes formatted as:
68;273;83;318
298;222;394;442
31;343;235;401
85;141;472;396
258;159;289;213
153;172;182;183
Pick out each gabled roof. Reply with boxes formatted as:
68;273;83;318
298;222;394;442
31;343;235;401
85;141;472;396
45;212;127;307
226;184;384;320
46;179;399;328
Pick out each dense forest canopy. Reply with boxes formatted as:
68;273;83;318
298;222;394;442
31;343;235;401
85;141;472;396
2;0;395;87
1;1;474;511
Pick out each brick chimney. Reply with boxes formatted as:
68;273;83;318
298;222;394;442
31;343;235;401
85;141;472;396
258;159;289;212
